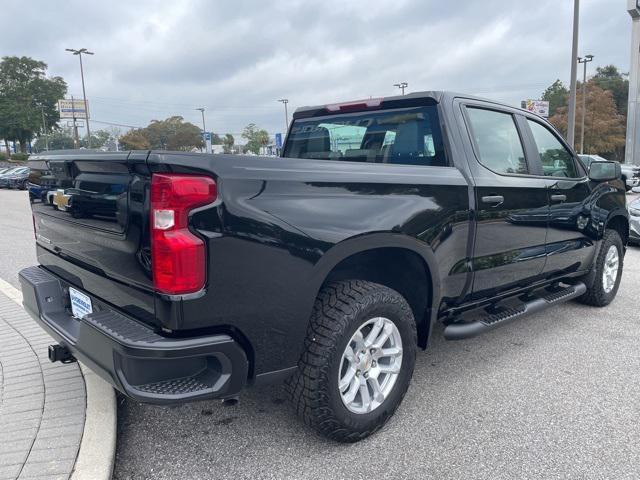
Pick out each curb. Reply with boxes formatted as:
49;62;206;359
0;277;117;480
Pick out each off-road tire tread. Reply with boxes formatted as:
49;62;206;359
579;229;623;306
286;280;416;443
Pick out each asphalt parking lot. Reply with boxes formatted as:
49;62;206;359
1;189;639;479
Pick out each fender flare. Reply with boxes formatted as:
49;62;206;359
309;233;442;345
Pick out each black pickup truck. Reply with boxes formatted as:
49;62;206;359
20;91;628;442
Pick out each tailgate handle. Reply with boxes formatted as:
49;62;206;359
550;194;567;202
481;195;504;207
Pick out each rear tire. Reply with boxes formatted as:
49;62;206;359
287;280;416;442
579;229;624;307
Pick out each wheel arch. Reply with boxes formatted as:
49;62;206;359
606;213;629;246
312;234;440;348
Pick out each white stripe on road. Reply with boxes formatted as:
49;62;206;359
0;277;22;305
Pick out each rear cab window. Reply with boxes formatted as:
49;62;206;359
465;107;528;175
283;105;447;167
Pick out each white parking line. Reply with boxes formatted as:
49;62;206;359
0;276;23;305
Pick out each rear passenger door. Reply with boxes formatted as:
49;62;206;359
523;118;594;275
462;104;549;298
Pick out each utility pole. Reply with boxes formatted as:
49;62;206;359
278;99;289;132
626;0;640;165
66;48;94;147
393;82;408;95
578;55;594;154
40;106;49;151
71;94;79;149
567;0;580;149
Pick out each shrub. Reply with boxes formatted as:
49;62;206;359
9;153;29;162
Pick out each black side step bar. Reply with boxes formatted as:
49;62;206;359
443;282;587;341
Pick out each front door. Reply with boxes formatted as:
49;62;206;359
524;118;596;275
463;106;549;299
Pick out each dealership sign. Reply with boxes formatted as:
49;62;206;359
58;99;89;119
521;99;550;118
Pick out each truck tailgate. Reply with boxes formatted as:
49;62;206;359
29;152;156;325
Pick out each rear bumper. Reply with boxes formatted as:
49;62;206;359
19;265;248;404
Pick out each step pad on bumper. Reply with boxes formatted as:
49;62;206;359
19;265;248;404
136;376;210;395
444;282;587;340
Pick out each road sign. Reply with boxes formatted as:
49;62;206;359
275;133;283;149
202;132;212;154
521;99;550;118
58;99;89;119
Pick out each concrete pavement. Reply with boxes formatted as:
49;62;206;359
0;287;86;479
0;191;116;480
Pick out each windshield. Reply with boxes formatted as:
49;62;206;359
283;106;447;167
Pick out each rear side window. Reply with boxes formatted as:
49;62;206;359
283;106;447;167
466;108;528;175
527;120;579;178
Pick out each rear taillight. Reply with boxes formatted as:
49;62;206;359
150;174;217;295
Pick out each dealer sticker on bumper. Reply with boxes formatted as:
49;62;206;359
69;287;93;319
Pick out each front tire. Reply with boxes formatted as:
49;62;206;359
287;280;416;442
579;229;624;306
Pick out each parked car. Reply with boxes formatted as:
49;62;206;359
628;196;640;245
0;166;30;188
7;167;31;189
579;154;640;191
20;91;628;442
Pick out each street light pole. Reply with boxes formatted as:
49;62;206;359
578;55;594;154
567;0;580;149
196;107;209;153
278;99;289;132
40;106;49;151
65;48;94;148
393;82;408;95
196;107;206;133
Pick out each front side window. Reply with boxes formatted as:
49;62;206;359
283;106;447;167
527;120;578;178
466;108;528;175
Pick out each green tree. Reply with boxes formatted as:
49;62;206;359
117;116;204;151
119;129;151;150
33;128;75;152
222;133;235;153
0;56;67;156
541;79;569;117
80;129;112;149
144;116;204;151
591;65;629;117
241;123;269;154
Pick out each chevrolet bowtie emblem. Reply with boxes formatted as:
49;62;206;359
52;189;71;210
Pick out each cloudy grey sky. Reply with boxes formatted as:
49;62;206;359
2;0;631;139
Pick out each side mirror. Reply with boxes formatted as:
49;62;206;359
589;160;621;182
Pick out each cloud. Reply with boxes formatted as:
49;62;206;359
1;0;630;138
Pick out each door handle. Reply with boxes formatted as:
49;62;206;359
550;194;567;202
481;195;504;206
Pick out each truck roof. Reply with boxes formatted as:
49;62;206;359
293;90;524;119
